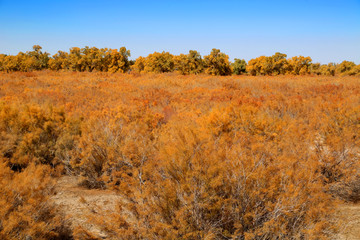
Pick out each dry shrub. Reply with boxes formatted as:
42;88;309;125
0;160;72;240
313;105;360;202
0;103;81;171
329;178;360;203
0;72;360;239
70;105;161;190
94;106;338;239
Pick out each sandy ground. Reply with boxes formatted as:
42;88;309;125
52;176;122;239
336;204;360;240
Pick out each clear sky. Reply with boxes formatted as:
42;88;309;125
0;0;359;64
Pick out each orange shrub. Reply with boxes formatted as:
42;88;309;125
0;71;359;239
0;103;81;170
0;161;70;239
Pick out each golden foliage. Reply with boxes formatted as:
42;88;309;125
143;51;175;73
0;103;80;170
203;48;232;76
174;50;204;75
1;46;360;76
0;161;70;239
0;71;360;239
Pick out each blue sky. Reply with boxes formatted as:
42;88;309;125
0;0;359;64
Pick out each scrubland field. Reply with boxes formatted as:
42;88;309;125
0;71;360;239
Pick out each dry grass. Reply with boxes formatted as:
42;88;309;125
1;71;359;116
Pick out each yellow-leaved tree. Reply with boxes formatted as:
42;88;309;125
204;48;232;76
143;51;175;73
174;50;204;75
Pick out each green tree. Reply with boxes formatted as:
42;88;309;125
231;58;247;75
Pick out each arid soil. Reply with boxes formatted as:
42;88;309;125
52;176;122;239
336;204;360;240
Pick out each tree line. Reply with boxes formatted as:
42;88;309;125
0;45;359;76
